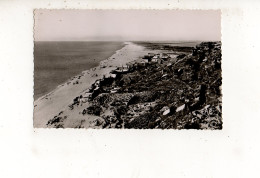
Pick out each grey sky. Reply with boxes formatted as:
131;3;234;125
34;10;221;41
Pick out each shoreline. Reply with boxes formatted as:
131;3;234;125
34;42;127;102
33;42;150;128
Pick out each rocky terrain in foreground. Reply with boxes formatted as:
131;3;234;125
47;42;222;129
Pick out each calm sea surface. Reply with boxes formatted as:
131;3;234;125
34;41;124;100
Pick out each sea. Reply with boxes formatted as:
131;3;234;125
34;41;124;100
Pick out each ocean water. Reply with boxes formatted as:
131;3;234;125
34;41;124;100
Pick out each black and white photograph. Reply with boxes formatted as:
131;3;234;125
2;0;260;178
33;10;222;129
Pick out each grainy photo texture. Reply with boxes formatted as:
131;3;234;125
33;10;222;129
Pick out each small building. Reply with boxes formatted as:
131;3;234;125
122;65;129;69
111;65;130;74
110;87;120;93
143;59;149;63
161;53;170;61
151;58;158;63
151;55;160;63
110;74;116;78
143;54;154;62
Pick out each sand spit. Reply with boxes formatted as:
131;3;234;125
33;42;152;128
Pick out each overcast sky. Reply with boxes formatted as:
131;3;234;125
34;10;221;41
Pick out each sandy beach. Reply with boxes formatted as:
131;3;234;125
33;42;152;128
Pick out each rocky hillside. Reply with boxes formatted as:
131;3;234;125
81;42;222;129
47;41;222;129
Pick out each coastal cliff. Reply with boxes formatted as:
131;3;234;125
44;41;222;129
